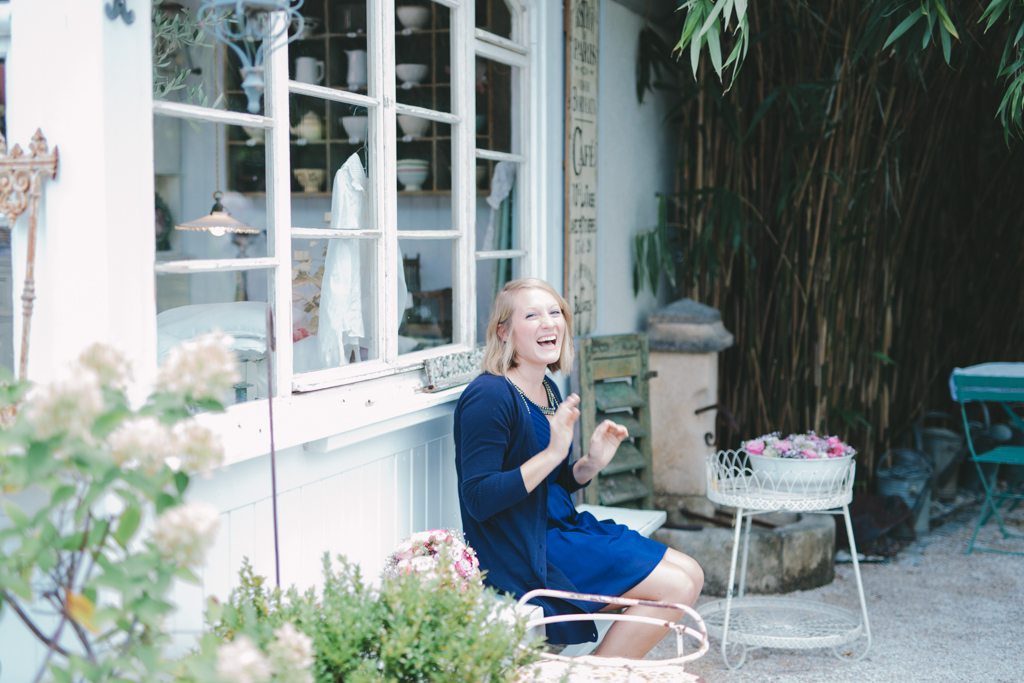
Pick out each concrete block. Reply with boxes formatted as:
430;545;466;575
653;513;836;596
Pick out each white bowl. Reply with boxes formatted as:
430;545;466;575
396;63;429;85
242;126;265;142
341;115;368;140
397;167;429;191
396;6;430;29
397;114;430;138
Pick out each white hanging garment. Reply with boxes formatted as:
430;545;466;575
319;154;370;367
318;153;411;367
482;162;516;250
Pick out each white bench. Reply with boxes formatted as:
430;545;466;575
556;505;667;656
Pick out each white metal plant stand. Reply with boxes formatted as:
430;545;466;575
697;450;872;669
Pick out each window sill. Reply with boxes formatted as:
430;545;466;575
195;364;468;466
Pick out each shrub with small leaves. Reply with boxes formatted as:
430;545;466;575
0;341;233;682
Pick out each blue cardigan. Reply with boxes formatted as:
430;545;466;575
454;373;598;644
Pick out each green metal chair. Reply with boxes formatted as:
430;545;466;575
953;373;1024;555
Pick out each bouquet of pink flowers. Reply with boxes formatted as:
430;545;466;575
742;431;856;460
383;529;482;589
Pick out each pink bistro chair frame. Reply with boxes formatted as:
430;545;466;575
516;589;710;673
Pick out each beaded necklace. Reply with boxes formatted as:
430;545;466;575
507;377;558;416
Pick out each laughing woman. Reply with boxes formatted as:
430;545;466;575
454;278;703;657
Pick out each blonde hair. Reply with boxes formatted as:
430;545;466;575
481;278;575;376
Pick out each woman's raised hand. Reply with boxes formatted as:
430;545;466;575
587;420;629;471
548;393;581;457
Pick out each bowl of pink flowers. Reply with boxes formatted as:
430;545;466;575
741;432;857;494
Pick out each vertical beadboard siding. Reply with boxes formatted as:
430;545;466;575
166;418;460;654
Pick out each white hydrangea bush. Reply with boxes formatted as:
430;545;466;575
0;338;247;683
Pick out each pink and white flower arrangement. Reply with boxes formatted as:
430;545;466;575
383;529;482;589
742;431;856;460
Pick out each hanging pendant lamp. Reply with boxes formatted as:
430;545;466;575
175;191;260;237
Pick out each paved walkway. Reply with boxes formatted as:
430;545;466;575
648;501;1024;682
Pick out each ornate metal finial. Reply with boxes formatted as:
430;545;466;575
0;129;59;381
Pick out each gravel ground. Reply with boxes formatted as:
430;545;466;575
647;501;1024;683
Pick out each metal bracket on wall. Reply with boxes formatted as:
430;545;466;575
0;129;59;382
105;0;136;25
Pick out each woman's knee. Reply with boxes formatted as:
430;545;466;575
664;548;704;593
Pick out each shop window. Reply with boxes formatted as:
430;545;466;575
153;0;533;402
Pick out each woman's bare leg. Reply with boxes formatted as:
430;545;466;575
592;548;704;659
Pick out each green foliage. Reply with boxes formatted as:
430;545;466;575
206;554;538;683
634;1;1024;474
674;0;750;90
152;0;213;106
0;344;230;682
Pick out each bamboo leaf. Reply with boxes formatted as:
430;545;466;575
698;0;728;39
980;0;1010;31
934;2;959;40
923;8;935;49
745;87;783;140
871;352;897;366
883;8;924;49
707;22;724;79
940;24;952;64
690;27;703;78
633;233;645;297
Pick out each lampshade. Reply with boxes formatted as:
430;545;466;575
176;192;260;237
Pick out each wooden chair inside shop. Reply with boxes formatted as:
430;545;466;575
577;334;656;509
401;253;452;342
953;373;1024;555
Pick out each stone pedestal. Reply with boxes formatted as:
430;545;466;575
647;300;733;508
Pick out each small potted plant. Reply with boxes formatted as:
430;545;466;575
741;432;857;493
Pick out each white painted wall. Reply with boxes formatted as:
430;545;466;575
591;0;677;336
6;0;156;384
167;410;462;655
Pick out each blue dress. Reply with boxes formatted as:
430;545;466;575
530;381;667;612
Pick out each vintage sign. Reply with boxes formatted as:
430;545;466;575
564;0;598;336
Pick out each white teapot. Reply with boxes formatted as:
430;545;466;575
291;111;323;141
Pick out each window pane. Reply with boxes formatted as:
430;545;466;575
153;4;268;115
155;116;269;261
155;268;271;405
475;162;519;249
397;114;454;232
291;1;370;92
475;56;518;154
292;237;379;372
394;2;451;113
475;0;513;40
287;95;372;197
399;239;455;351
476;257;521;343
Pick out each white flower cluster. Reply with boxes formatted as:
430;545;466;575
157;331;240;401
217;635;272;683
267;623;315;683
78;342;133;392
172;419;225;476
24;369;105;442
216;624;315;683
108;416;177;475
151;501;220;567
106;417;225;477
